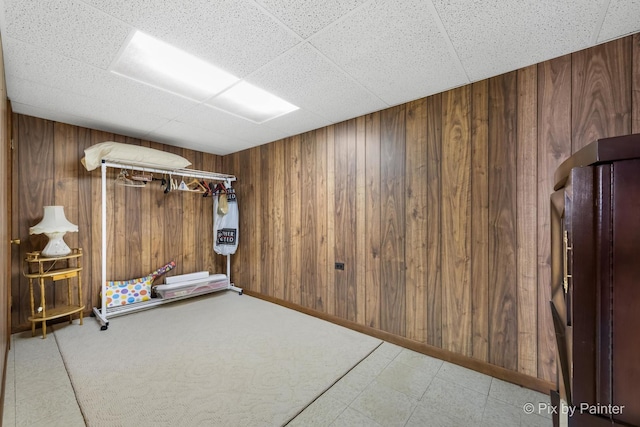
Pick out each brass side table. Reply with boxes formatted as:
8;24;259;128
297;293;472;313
23;248;85;338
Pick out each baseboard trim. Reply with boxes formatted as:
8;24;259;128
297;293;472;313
244;290;555;395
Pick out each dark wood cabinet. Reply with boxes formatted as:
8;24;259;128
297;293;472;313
551;134;640;427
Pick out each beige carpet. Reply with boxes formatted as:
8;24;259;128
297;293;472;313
52;292;381;427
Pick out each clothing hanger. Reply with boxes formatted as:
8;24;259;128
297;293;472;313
176;178;207;193
161;174;171;193
186;178;207;193
115;169;145;187
211;182;226;195
200;180;212;197
178;177;189;191
129;169;153;182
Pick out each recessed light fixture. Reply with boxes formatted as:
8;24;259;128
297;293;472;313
111;30;299;124
111;31;239;102
208;81;299;124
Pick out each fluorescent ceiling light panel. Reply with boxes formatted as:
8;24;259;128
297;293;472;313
111;31;239;101
208;81;300;124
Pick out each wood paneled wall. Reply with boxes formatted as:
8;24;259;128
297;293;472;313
8;34;640;385
224;34;640;383
10;124;225;331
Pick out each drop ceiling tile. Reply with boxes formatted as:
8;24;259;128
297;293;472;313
83;0;302;76
10;102;118;136
7;76;170;136
147;120;252;156
5;75;99;116
3;0;132;69
255;0;369;39
2;37;199;120
263;107;333;137
432;0;610;82
598;0;640;42
173;105;287;146
310;0;468;106
11;101;155;142
245;43;388;123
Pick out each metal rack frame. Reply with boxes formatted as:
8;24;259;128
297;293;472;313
92;159;241;330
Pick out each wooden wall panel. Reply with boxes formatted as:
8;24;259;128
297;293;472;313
251;148;263;292
16;115;54;327
380;106;406;336
300;131;317;309
537;55;572;382
231;148;259;291
314;127;328;312
405;99;428;343
441;86;472;355
123;182;143;276
488;72;518;371
333;123;346;318
284;135;301;305
516;65;539;377
345;120;357;322
53;123;79;306
425;94;442;348
364;114;381;330
348;119;358;322
77;128;93;310
325;125;336;316
571;37;631;150
271;140;285;300
470;80;489;362
259;144;270;297
10;33;640;387
355;116;366;325
333;122;351;320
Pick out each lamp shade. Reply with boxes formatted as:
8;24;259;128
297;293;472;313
29;206;78;257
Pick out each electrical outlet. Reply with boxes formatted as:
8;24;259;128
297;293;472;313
335;262;345;270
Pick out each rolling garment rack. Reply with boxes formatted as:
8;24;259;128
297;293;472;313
92;159;242;330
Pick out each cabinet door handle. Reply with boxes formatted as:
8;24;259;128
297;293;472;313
10;239;20;245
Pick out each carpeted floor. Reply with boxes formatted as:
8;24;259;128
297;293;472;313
52;292;382;427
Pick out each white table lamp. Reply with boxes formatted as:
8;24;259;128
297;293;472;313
29;206;78;257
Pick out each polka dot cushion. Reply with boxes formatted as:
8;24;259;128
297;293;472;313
106;276;152;307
